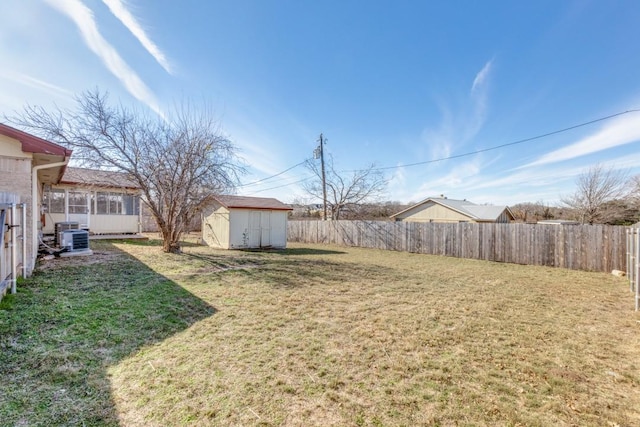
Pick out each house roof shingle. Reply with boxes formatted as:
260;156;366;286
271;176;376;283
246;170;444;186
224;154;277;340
213;195;292;211
60;167;140;189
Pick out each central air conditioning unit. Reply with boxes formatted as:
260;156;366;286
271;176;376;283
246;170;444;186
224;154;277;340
59;229;90;252
54;221;79;246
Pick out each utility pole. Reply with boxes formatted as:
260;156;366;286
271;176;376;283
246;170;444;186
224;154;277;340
314;133;328;220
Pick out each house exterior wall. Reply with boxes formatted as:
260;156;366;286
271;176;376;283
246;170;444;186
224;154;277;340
42;185;141;234
44;212;139;234
1;135;35;275
495;211;511;224
0;135;31;159
396;201;473;223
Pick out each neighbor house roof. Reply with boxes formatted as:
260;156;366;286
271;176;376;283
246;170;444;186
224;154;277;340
60;167;140;189
0;123;72;157
390;197;513;222
213;195;292;211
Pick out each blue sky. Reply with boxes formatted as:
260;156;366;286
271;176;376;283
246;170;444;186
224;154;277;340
1;0;640;206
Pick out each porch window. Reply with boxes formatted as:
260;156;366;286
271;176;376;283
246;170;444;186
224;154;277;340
95;192;138;215
109;193;123;214
123;194;140;215
96;192;109;214
68;191;88;214
46;189;65;213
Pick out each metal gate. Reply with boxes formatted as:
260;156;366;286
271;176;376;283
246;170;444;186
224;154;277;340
0;202;27;301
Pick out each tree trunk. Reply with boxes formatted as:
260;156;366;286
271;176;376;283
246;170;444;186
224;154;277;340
160;226;182;253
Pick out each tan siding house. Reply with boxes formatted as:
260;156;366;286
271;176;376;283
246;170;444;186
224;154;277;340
43;167;142;235
0;123;72;276
202;195;292;249
0;123;144;287
390;196;514;224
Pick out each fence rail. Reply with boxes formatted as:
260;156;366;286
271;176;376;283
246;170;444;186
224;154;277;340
288;220;628;273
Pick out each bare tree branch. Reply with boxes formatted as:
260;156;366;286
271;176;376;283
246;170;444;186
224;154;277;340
303;156;388;220
562;164;628;224
11;89;244;253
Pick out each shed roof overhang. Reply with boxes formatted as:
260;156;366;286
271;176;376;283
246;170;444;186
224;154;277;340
213;195;293;211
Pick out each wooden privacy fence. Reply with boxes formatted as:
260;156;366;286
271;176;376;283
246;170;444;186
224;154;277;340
288;220;628;273
627;227;640;311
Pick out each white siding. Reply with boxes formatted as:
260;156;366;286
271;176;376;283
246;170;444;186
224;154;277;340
202;206;289;249
202;204;231;249
229;209;250;249
270;211;288;248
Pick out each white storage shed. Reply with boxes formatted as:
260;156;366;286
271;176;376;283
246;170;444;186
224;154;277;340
202;195;293;249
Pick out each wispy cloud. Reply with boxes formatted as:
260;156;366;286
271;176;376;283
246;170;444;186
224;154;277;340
522;112;640;168
0;71;73;98
387;164;408;200
102;0;173;74
466;59;493;139
471;60;492;95
44;0;162;115
422;59;494;160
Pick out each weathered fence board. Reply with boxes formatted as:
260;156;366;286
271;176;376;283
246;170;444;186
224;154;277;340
288;221;629;273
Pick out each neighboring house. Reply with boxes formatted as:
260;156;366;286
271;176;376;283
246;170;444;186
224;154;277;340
0;123;72;276
536;219;579;225
202;195;293;249
390;196;514;223
42;167;142;235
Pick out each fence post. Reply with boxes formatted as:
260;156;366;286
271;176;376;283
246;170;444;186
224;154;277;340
636;229;639;311
627;228;635;292
11;203;17;294
21;203;27;278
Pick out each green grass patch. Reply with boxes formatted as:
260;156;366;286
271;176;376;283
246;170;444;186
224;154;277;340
1;238;639;426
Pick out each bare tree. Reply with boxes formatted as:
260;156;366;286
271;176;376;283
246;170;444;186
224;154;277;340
629;174;640;206
510;201;555;223
13;90;243;253
562;164;627;224
303;155;388;220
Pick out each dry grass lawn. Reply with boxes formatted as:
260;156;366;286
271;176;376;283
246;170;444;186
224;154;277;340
1;236;639;426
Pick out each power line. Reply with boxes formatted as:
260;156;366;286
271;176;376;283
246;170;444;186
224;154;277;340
237;159;310;188
348;108;640;173
239;108;640;193
243;176;314;195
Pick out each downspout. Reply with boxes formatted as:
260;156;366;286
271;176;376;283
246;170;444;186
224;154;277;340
31;159;69;274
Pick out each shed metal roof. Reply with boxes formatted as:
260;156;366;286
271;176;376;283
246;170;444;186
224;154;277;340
213;195;292;211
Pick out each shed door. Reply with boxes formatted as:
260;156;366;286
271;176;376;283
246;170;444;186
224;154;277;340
260;212;271;247
249;211;271;247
